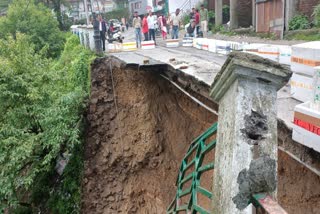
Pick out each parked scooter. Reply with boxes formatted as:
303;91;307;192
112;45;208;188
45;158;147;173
106;27;124;43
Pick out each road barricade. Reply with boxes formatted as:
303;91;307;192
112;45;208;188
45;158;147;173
107;43;123;53
201;38;209;51
141;40;155;49
278;45;292;65
257;45;280;62
293;101;320;153
291;41;320;76
208;39;216;53
122;42;137;51
216;40;231;55
166;39;180;48
229;41;242;51
242;43;266;55
290;73;313;102
182;37;193;47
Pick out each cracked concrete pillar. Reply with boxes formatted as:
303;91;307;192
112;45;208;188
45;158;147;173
215;0;223;26
210;52;292;214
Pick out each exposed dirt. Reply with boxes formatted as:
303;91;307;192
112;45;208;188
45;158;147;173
82;57;217;213
82;56;320;214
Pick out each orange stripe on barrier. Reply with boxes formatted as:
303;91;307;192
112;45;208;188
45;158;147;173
257;51;279;55
291;56;320;67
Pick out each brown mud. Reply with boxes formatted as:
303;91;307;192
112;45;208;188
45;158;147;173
82;57;216;213
82;56;320;214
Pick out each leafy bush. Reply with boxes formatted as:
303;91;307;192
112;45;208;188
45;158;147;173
289;15;310;30
222;5;230;23
0;0;65;58
313;4;320;28
103;8;130;21
0;33;94;213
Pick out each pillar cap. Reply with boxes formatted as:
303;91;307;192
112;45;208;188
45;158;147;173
210;52;292;102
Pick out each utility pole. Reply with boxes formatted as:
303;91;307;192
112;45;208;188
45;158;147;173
84;0;90;25
215;0;222;26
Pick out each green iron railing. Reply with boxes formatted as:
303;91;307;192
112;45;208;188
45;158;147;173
167;123;218;214
167;122;287;214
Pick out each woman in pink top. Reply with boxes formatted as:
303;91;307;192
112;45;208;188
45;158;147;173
142;14;149;41
161;15;167;40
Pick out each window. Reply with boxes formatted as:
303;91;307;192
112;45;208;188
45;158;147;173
134;1;141;9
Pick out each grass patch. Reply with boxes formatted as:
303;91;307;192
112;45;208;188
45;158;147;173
284;29;320;41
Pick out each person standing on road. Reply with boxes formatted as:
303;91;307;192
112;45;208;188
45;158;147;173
166;13;172;35
147;11;156;44
98;14;107;51
195;9;200;37
161;15;167;40
200;4;208;37
132;11;142;48
190;8;195;20
142;14;149;41
171;8;181;39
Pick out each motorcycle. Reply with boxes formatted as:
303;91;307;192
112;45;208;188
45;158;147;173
106;28;124;43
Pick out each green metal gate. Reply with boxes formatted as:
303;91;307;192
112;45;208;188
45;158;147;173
167;123;217;214
167;122;287;214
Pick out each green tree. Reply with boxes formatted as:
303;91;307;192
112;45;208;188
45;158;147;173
0;0;65;58
0;33;93;212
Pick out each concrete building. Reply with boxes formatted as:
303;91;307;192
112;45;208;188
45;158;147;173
213;0;320;38
128;0;167;15
65;0;116;20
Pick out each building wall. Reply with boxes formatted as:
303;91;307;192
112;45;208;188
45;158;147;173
256;0;284;38
297;0;320;18
285;0;320;30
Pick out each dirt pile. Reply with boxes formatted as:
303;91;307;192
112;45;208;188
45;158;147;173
82;57;217;213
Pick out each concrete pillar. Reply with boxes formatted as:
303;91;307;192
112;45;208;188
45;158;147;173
210;52;292;214
285;0;298;31
252;0;256;29
215;0;223;26
230;0;238;29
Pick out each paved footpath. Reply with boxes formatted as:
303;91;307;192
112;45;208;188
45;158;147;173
110;28;300;129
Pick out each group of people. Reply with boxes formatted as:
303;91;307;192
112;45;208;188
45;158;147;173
186;4;209;38
132;8;182;48
132;5;208;48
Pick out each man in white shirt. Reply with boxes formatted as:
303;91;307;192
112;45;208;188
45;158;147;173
171;8;181;39
147;11;156;43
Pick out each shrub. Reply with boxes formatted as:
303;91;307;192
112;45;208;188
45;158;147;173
222;5;230;23
312;4;320;28
0;33;94;213
289;14;310;30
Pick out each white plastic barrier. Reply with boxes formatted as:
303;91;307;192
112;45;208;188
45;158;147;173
182;37;193;47
166;39;180;48
312;66;320;111
278;45;292;65
291;41;320;76
208;39;216;53
243;43;266;55
229;41;242;51
215;40;231;55
193;38;198;48
141;40;155;49
201;38;209;51
107;43;123;52
290;73;313;102
122;42;137;51
257;45;279;62
195;38;203;49
293;101;320;153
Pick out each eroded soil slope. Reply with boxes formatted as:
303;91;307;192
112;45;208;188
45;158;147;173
82;57;217;213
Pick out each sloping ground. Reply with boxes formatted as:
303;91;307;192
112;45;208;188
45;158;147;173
82;57;217;213
82;56;320;214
